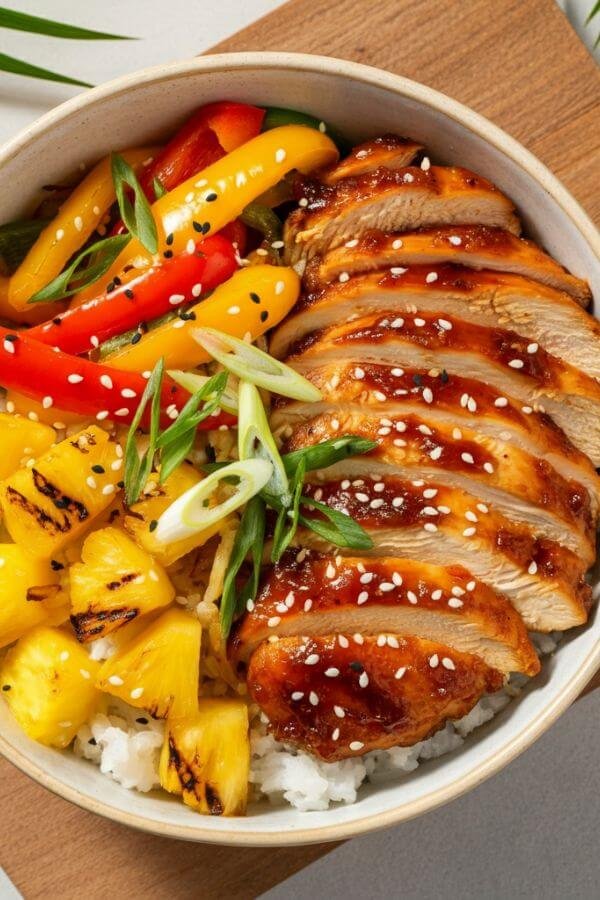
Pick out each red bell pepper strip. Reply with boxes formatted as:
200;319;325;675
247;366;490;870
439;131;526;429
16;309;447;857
29;235;237;356
0;326;234;431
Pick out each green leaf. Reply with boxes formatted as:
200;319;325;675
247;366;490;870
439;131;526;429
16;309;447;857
271;457;305;563
299;495;373;550
283;436;377;477
152;176;167;200
28;233;131;303
111;152;158;254
0;52;92;88
0;216;51;272
585;0;600;23
0;8;134;39
220;494;266;638
124;359;164;506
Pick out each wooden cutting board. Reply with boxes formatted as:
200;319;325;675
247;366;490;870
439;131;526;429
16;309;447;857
2;1;599;897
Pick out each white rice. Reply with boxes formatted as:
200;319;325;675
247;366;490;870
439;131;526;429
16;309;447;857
74;632;562;811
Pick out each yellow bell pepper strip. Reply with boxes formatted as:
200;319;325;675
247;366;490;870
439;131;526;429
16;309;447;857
104;264;300;372
3;389;87;429
0;276;57;324
8;147;157;311
70;126;338;303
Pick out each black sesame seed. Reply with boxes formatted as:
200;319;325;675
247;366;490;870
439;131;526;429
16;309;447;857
179;310;196;321
136;717;149;725
117;480;124;489
205;192;218;202
201;222;211;235
163;250;173;259
124;289;134;300
50;559;64;571
165;233;174;246
138;321;148;334
250;292;261;304
412;374;423;387
440;369;449;384
192;221;203;233
4;334;17;342
106;281;116;294
260;310;269;323
149;520;158;533
113;277;122;287
91;464;105;474
206;443;216;463
52;317;62;326
2;684;11;691
88;737;97;746
131;332;142;345
349;660;364;673
53;498;68;510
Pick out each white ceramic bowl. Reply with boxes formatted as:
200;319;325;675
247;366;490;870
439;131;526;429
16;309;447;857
0;52;598;847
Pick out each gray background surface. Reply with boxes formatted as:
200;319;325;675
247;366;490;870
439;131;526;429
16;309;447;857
264;688;600;900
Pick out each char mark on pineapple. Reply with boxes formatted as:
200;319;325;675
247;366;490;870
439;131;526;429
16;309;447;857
70;606;139;642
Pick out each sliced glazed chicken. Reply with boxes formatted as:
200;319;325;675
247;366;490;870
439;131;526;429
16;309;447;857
231;554;540;676
270;269;600;381
284;167;521;263
271;363;600;512
285;311;600;465
297;477;591;632
247;633;503;761
305;226;591;304
281;411;595;562
320;134;422;184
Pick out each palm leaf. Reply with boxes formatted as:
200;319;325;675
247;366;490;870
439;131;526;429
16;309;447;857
0;7;134;40
586;0;600;46
0;52;92;87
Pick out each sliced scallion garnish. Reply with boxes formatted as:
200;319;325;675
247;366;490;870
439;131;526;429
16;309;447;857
28;233;131;303
169;369;239;415
220;494;266;637
191;327;322;402
237;380;290;506
155;458;273;544
111;152;158;255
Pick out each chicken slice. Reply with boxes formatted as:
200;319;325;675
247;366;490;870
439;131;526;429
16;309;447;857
269;268;600;381
297;477;591;632
305;226;590;304
319;135;422;184
284;167;520;263
271;363;600;512
285;311;600;465
281;411;595;562
247;634;503;761
231;554;540;677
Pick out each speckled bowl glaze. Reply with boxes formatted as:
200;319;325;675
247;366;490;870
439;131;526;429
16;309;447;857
0;53;598;847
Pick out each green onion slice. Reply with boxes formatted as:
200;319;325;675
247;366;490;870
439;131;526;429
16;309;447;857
237;380;290;506
168;369;239;415
191;327;321;402
155;458;273;544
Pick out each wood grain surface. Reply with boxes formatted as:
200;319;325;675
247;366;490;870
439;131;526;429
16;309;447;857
2;1;599;898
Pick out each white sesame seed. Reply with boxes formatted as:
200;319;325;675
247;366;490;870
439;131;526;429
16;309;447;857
395;666;407;679
422;387;434;403
392;237;404;249
338;635;349;648
442;657;456;670
298;197;308;207
431;589;443;600
108;675;124;686
303;598;312;612
275;148;287;163
130;687;144;699
186;238;196;255
357;591;369;605
358;672;369;688
527;342;538;354
528;560;538;575
370;498;385;509
100;374;113;390
423;506;439;516
338;271;350;283
483;462;494;474
437;505;451;515
423;488;438;499
392;497;404;508
423;522;438;533
374;390;387;402
403;172;414;183
305;653;320;665
354;366;365;379
291;691;304;701
391;317;405;328
463;526;476;537
452;428;463;441
448;597;464;608
395;420;407;432
522;405;533;414
452;586;465;596
391;367;404;377
414;317;426;327
360;572;374;584
59;650;70;662
67;373;84;384
467;396;477;412
392;571;403;586
355;492;369;502
55;228;64;241
267;616;281;628
425;271;438;284
334;705;345;718
80;668;91;680
275;280;285;295
466;580;476;591
121;388;137;399
227;305;240;315
387;636;399;649
332;727;340;741
380;582;395;592
407;590;418;604
345;238;359;248
349;740;365;752
429;654;439;668
96;410;109;421
86;476;97;489
102;484;115;496
373;482;385;492
429;446;443;461
438;318;453;330
494;396;508;407
465;510;478;522
74;216;83;232
309;691;319;706
114;407;130;417
508;359;524;369
353;633;364;645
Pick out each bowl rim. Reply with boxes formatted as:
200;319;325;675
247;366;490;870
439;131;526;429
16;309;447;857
0;50;599;847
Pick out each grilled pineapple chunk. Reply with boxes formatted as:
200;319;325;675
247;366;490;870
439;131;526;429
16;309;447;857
0;625;100;747
159;699;249;816
0;545;69;648
0;426;122;557
123;464;222;567
0;413;56;480
97;607;201;718
70;526;174;641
